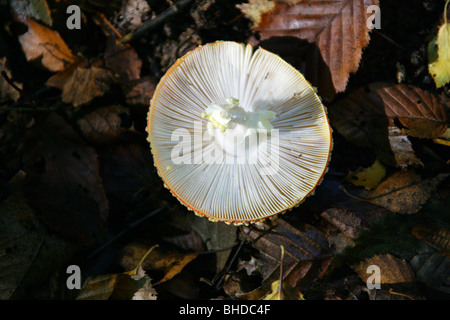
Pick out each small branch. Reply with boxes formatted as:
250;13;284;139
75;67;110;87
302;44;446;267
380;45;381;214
119;0;194;44
1;71;36;108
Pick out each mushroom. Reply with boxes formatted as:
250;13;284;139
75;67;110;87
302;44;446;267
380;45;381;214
147;41;332;224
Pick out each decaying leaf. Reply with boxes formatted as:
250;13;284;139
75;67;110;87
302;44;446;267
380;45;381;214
104;38;142;82
410;252;450;294
0;190;45;299
78;246;157;300
0;57;21;103
366;170;449;214
18;17;76;72
250;0;379;100
321;199;387;239
237;256;262;276
46;60;114;107
11;0;53;26
428;1;450;88
345;158;386;190
122;76;157;106
411;225;450;257
353;254;415;284
330;83;448;167
263;280;304;300
113;0;151;34
120;243;198;284
236;0;275;27
23;113;108;244
76;105;135;145
244;219;333;291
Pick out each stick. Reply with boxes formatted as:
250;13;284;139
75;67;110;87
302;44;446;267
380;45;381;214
119;0;194;44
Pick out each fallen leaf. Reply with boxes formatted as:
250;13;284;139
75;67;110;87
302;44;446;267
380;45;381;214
78;246;158;300
19;17;76;72
428;5;450;88
237;256;262;276
321;199;387;239
0;190;45;299
113;0;151;34
76;105;136;145
366;170;449;214
23;113;108;244
252;0;379;100
120;243;198;284
122;76;157;106
330;83;448;167
61;65;114;107
263;280;304;300
104;38;142;82
411;225;450;257
0;57;21;102
345;158;386;190
244;219;333;291
410;252;450;294
236;0;275;27
352;254;415;284
11;0;53;26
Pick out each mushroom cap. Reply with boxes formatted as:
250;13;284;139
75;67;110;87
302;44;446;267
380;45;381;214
147;41;332;224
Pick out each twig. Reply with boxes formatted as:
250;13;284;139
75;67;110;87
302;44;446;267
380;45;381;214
278;245;285;300
87;207;163;259
373;30;407;51
1;71;36;108
119;0;194;44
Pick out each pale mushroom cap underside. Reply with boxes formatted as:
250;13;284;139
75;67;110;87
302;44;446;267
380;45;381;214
147;41;332;224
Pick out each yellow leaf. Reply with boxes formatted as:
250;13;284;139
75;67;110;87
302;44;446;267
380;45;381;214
263;280;304;300
428;1;450;88
345;159;386;190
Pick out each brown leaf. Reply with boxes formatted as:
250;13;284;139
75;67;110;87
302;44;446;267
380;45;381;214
76;105;136;145
104;38;142;82
244;218;332;291
122;76;157;106
0;190;45;299
412;225;450;257
18;17;76;72
321;199;387;239
330;83;448;167
46;59;114;107
23;113;108;244
353;254;415;284
366;170;449;214
254;0;379;100
120;243;197;284
0;57;21;102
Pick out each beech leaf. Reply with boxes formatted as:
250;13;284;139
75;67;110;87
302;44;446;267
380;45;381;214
19;17;76;72
366;170;449;214
252;0;379;100
330;83;448;167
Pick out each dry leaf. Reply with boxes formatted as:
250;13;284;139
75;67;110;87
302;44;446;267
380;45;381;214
11;0;53;26
236;0;275;27
353;254;415;284
410;252;450;294
330;83;448;167
263;280;304;300
367;170;449;214
0;57;21;102
104;38;142;82
345;158;386;190
0;190;45;299
76;105;135;145
412;225;450;257
253;0;379;100
120;243;198;284
245;219;332;291
19;17;76;72
122;76;157;106
23;113;108;244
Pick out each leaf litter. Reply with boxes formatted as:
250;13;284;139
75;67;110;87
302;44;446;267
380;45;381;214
0;0;449;300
